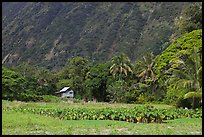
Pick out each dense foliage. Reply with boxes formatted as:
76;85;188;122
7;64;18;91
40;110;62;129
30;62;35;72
55;57;90;98
3;105;202;124
2;29;202;108
154;29;202;108
2;3;202;109
2;66;26;100
2;65;57;102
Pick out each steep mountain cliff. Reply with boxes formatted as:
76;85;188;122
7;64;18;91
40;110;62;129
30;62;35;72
2;2;191;69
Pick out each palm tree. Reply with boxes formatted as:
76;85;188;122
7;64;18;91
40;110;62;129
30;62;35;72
168;46;202;108
135;51;156;81
110;53;133;80
134;51;158;99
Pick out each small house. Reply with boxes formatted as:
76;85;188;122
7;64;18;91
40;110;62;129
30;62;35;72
55;87;74;98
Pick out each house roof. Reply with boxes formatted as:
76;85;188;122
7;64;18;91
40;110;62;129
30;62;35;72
55;87;70;93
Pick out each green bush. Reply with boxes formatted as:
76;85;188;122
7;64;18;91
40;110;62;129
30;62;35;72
41;95;61;102
19;92;43;102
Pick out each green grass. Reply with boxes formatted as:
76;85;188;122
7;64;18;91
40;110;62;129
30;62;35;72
2;99;174;109
2;110;202;135
2;100;202;135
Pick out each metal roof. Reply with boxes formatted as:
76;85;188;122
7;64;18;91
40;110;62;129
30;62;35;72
55;87;70;93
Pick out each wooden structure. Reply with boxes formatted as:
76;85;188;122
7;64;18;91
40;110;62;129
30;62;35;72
55;87;74;98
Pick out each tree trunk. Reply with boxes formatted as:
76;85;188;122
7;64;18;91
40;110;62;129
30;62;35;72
192;95;195;109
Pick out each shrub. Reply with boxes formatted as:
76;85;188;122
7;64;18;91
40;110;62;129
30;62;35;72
41;95;61;102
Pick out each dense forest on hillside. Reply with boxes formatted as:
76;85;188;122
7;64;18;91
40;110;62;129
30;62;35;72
2;2;192;69
2;2;202;109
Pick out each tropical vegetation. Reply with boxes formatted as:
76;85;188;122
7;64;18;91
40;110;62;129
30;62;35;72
2;29;202;108
2;2;202;108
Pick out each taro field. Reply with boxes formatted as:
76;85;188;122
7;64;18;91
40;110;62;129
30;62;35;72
2;100;202;135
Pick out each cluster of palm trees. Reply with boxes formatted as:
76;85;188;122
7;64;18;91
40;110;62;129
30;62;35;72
109;46;202;108
109;52;156;81
109;52;157;102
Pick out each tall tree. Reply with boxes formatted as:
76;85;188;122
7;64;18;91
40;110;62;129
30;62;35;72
135;51;156;81
84;62;112;101
56;57;90;99
2;66;25;100
134;51;158;101
109;53;133;80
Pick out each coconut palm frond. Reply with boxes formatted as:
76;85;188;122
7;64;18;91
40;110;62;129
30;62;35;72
124;64;133;74
171;78;193;90
138;70;146;78
197;66;202;74
197;67;202;88
113;67;119;74
172;69;192;80
182;79;193;89
123;68;127;76
119;66;123;74
171;79;183;89
184;91;202;99
149;69;155;78
109;64;115;70
127;67;133;74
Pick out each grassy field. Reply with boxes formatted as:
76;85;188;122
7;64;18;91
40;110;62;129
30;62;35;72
2;99;174;109
2;100;202;135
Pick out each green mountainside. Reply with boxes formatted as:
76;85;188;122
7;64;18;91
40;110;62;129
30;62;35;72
2;2;191;69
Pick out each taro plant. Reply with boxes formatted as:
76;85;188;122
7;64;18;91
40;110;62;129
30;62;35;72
3;105;202;124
